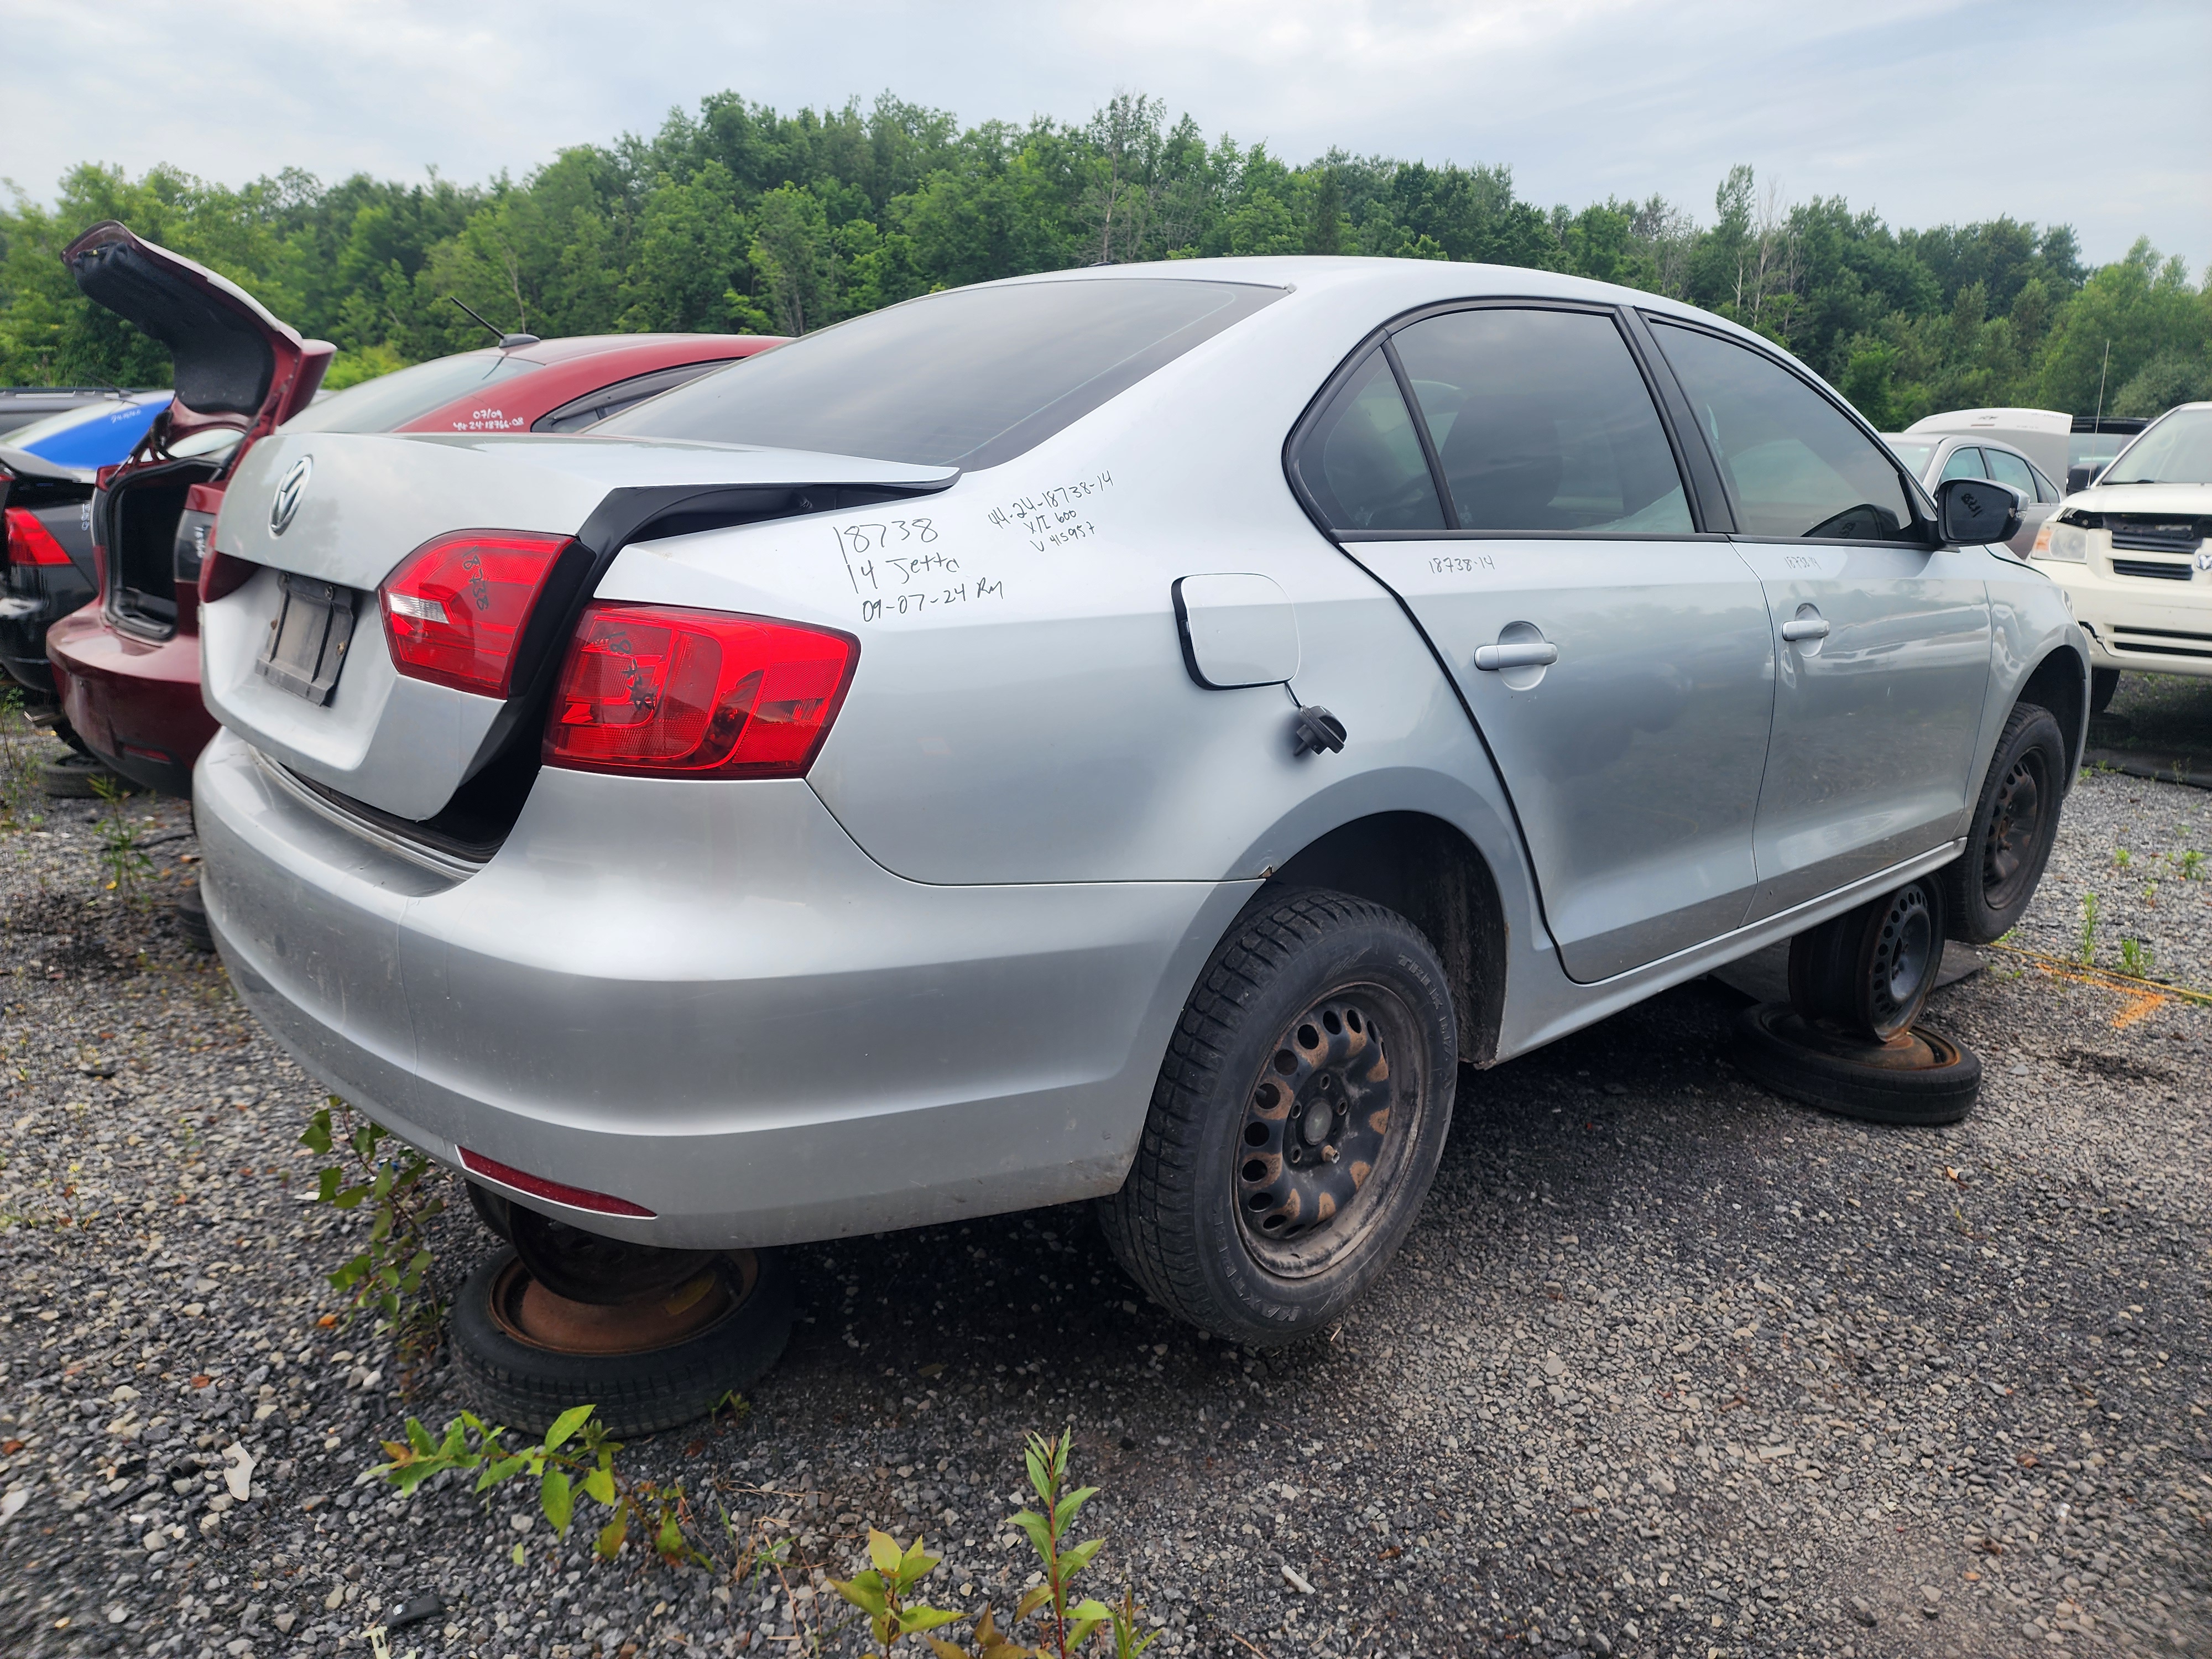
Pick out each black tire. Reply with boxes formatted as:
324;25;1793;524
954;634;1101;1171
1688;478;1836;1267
1942;701;2067;944
39;750;129;798
450;1247;792;1437
173;878;215;953
1730;1003;1980;1125
1098;889;1457;1347
1787;878;1945;1042
2089;668;2119;715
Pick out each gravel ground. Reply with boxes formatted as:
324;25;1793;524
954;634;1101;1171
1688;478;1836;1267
2;745;2208;1659
2085;673;2212;789
2007;751;2211;994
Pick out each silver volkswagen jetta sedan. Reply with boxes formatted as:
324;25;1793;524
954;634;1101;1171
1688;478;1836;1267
191;257;2085;1344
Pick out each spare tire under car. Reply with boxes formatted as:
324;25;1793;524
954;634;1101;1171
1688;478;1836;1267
1727;875;1983;1126
450;1245;793;1437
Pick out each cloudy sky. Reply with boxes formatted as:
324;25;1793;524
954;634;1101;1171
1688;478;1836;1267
7;0;2208;270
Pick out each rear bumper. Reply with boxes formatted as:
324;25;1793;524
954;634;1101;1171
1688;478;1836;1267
194;728;1251;1249
2042;557;2212;678
45;609;216;794
0;582;94;697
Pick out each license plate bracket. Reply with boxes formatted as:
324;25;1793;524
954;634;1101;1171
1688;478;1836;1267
255;572;358;705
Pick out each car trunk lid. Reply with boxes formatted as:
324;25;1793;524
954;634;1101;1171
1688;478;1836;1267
204;430;954;823
65;222;333;448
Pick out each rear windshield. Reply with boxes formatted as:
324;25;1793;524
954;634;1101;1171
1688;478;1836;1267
596;278;1282;469
1883;439;1936;476
2069;431;2134;469
285;352;542;435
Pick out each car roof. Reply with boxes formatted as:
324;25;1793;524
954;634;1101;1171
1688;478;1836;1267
971;255;1835;388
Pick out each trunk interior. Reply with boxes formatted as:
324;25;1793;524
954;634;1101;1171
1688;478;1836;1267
105;460;218;637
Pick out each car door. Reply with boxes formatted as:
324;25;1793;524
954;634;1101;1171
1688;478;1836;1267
1292;304;1777;982
1645;318;1992;919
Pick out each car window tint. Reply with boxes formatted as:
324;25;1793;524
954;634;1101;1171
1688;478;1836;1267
1289;349;1443;532
1391;309;1690;533
2030;463;2060;503
597;278;1283;469
1983;447;2036;497
284;352;540;434
1940;446;1989;482
1651;321;1917;541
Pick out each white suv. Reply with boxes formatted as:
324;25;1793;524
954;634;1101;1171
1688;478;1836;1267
2029;403;2212;710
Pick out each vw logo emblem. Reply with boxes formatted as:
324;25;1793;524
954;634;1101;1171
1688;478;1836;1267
269;455;312;536
2198;547;2212;573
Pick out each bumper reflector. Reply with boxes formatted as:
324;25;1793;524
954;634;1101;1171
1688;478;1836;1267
457;1146;655;1218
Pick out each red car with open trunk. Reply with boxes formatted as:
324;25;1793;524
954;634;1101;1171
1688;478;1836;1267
45;221;781;795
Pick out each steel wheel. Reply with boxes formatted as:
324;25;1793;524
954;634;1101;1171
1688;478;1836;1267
1981;748;2048;914
1942;701;2067;944
1098;888;1458;1346
1862;882;1937;1040
1787;877;1946;1043
1233;988;1415;1276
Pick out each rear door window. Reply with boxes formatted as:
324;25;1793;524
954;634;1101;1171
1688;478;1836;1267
1940;446;1989;482
1650;321;1919;541
1287;349;1444;532
1982;447;2037;497
598;278;1283;469
1391;307;1691;533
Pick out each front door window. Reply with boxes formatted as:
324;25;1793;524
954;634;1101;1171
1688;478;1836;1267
1651;321;1917;542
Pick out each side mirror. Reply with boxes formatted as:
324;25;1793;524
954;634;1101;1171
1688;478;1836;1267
1935;476;2022;546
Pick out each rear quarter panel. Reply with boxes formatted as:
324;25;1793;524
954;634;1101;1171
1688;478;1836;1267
600;290;1536;896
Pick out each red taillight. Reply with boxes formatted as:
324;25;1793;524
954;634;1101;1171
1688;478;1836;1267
200;549;258;603
379;530;568;698
544;603;858;779
4;507;71;568
457;1147;654;1218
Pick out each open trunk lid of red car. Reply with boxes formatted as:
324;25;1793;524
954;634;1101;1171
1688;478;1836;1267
64;222;332;448
204;430;954;823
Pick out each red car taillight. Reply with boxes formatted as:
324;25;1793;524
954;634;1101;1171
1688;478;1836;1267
4;507;71;568
378;530;569;697
544;603;858;779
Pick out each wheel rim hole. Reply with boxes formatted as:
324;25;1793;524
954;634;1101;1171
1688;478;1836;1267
1321;1010;1342;1035
1297;1023;1321;1049
1241;1158;1269;1183
1254;1081;1279;1110
1345;1009;1363;1034
1272;1050;1297;1076
1248;1192;1276;1214
1243;1121;1270;1148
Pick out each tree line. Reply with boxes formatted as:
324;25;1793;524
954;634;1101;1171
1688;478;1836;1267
2;89;2208;426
